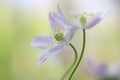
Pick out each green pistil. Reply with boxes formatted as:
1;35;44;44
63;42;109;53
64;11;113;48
54;33;63;41
80;15;87;26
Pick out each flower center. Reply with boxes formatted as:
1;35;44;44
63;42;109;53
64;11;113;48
80;12;94;26
72;12;94;26
54;33;63;41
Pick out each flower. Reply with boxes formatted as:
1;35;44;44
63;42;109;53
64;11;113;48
81;57;108;77
70;11;103;29
81;57;120;80
52;5;110;29
30;5;77;66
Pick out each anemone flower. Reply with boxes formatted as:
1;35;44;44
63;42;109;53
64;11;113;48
81;57;120;80
30;5;77;66
51;5;110;29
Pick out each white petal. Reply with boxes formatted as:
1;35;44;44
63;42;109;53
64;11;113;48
36;42;65;66
56;4;64;16
101;9;111;19
49;5;65;32
64;28;77;45
30;35;52;49
85;12;102;29
50;13;79;29
49;13;57;32
85;11;110;29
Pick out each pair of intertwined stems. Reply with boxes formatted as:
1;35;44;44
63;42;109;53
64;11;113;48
61;29;85;80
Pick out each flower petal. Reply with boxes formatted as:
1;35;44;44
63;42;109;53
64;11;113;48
30;35;52;49
50;12;79;29
85;57;107;77
49;13;69;33
49;13;57;32
64;28;77;45
49;5;65;32
102;9;111;19
95;63;108;76
56;5;64;16
85;12;102;29
36;42;65;66
56;5;78;29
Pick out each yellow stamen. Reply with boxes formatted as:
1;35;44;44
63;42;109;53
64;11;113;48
90;13;94;17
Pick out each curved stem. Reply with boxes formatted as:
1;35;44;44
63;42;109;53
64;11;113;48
68;29;86;80
61;43;78;80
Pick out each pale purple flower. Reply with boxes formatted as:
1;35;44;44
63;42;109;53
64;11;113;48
30;5;77;66
52;5;110;29
82;57;108;77
81;57;120;80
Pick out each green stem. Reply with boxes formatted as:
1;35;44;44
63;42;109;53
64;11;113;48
68;29;86;80
61;43;78;80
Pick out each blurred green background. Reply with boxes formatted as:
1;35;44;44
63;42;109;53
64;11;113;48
0;0;120;80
